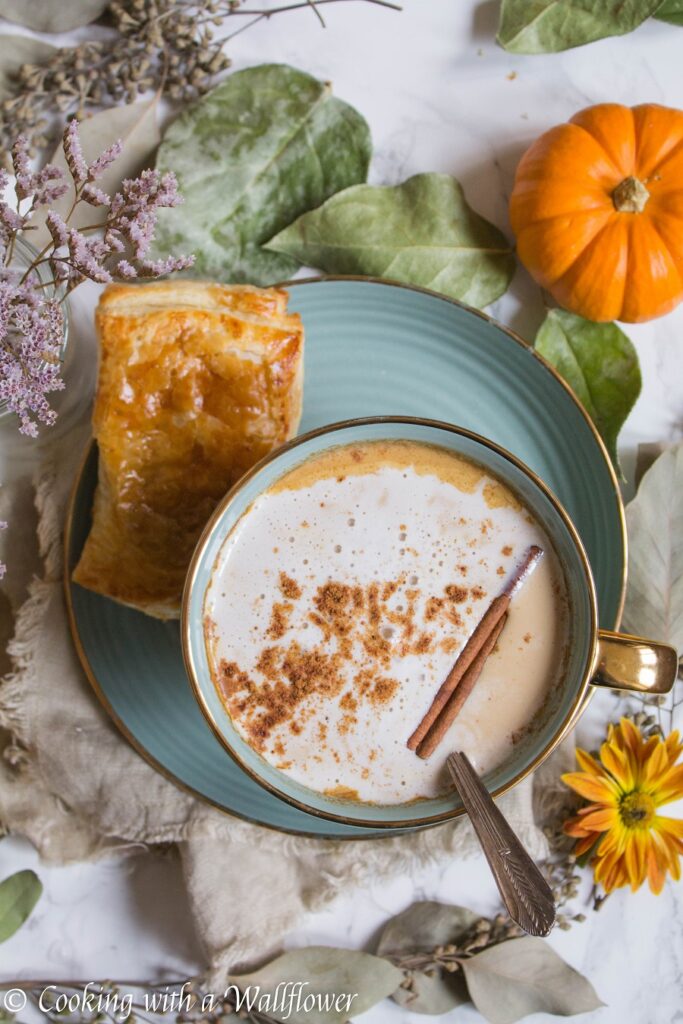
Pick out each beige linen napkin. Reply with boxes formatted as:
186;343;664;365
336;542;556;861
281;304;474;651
0;417;546;980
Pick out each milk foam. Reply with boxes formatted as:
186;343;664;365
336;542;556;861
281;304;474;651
204;441;569;805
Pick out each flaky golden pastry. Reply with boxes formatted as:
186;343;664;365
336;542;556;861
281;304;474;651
72;281;304;618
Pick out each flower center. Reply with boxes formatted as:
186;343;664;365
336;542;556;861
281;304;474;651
620;791;656;829
612;176;650;214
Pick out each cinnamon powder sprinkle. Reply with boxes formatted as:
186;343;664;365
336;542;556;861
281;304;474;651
338;713;357;736
267;601;292;639
370;676;399;705
214;563;501;753
340;691;358;712
413;633;432;655
279;571;302;600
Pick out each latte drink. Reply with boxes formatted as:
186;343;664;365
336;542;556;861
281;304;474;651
204;440;569;805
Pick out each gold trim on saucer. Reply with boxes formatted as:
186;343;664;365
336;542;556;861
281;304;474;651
64;275;627;838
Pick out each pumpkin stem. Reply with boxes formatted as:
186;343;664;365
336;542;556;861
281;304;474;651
612;176;650;214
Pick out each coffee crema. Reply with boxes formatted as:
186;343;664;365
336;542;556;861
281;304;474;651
204;440;569;805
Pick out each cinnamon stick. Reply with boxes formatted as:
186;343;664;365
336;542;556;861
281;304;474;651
407;593;509;750
416;613;507;759
406;545;543;752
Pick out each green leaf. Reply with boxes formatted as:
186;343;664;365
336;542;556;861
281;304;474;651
0;869;42;943
0;35;55;103
534;309;641;475
376;901;478;1014
462;937;603;1024
229;946;403;1024
497;0;662;53
622;444;683;650
656;0;683;23
0;0;108;32
267;173;515;309
31;98;161;248
152;64;371;286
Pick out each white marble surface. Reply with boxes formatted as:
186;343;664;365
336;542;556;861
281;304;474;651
1;1;683;1021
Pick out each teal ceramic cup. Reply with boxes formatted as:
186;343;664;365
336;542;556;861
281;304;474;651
182;417;677;829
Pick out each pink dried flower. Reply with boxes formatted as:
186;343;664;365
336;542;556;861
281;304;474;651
87;140;123;181
63;120;89;186
12;135;68;206
81;183;110;207
11;136;33;199
62;122;124;192
32;165;69;206
115;260;137;279
45;211;69;248
136;255;195;277
66;229;112;284
105;232;125;254
0;203;24;244
105;168;188;264
0;276;65;436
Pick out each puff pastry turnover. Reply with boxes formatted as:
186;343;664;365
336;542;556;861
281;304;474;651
72;281;304;619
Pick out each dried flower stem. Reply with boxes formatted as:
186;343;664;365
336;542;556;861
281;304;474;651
0;0;400;158
226;0;400;14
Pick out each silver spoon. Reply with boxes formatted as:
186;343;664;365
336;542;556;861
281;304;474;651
447;751;556;936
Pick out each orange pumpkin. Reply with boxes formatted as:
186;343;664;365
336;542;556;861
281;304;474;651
510;103;683;323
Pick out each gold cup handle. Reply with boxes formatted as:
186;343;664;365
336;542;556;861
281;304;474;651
591;630;679;694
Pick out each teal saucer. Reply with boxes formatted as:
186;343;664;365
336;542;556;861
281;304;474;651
65;277;625;839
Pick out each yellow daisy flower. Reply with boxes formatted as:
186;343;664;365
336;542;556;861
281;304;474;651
562;717;683;895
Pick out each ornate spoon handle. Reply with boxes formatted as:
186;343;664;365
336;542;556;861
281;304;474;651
447;751;556;937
